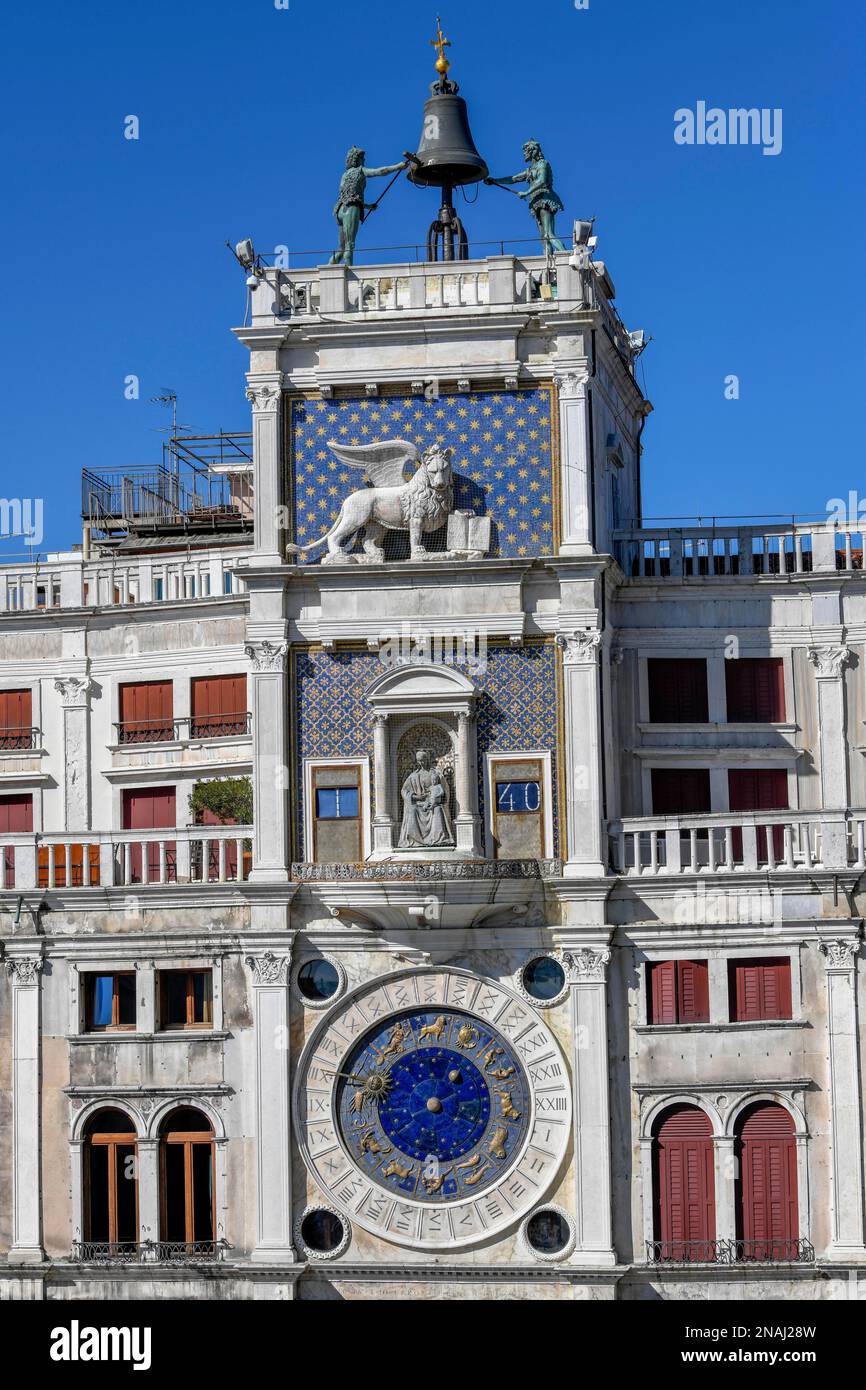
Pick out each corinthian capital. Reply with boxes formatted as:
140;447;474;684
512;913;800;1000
555;628;602;665
245;381;282;413
6;956;43;986
807;644;851;679
563;947;611;983
55;676;94;707
245;640;288;673
553;369;589;399
820;938;859;971
245;951;291;985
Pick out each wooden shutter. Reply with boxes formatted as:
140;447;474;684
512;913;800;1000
119;681;173;740
678;960;710;1023
648;659;709;723
0;794;33;831
651;768;712;815
730;958;792;1021
122;787;176;884
648;961;677;1024
191;674;247;735
726;658;785;722
654;1106;716;1254
0;689;31;731
736;1103;798;1255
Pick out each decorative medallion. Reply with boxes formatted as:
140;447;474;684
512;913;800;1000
294;968;571;1250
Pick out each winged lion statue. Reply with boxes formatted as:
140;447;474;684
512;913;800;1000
286;440;455;565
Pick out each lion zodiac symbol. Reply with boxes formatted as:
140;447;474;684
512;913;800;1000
286;440;455;565
382;1158;414;1181
417;1015;446;1044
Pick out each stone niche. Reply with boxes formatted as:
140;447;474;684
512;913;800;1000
365;662;482;858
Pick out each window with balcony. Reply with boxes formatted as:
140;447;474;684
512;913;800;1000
118;680;174;744
0;792;33;886
160;1108;215;1255
84;972;137;1030
190;674;248;738
647;960;709;1024
734;1102;799;1260
728;768;789;862
0;688;33;749
728;958;792;1021
121;787;177;883
159;969;213;1029
82;1109;138;1255
725;657;785;722
650;768;711;816
651;1105;716;1263
647;659;709;723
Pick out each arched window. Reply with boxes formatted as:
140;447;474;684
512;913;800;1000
652;1104;716;1262
735;1102;798;1260
159;1107;215;1253
83;1108;138;1252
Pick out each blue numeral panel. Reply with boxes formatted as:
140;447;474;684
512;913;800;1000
496;781;541;813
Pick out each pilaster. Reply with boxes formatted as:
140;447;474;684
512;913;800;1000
246;376;284;565
564;945;616;1266
554;369;593;555
246;951;296;1263
6;952;44;1262
245;640;290;882
820;934;866;1258
556;629;606;876
54;676;94;831
808;643;851;869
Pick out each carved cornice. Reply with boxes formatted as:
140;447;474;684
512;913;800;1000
245;381;282;413
246;950;291;985
55;676;94;708
555;629;602;666
6;956;43;986
820;938;860;971
807;644;851;679
245;640;288;673
292;859;563;882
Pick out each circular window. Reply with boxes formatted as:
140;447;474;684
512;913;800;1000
299;1207;346;1257
523;1207;574;1259
296;958;340;1003
521;955;567;1003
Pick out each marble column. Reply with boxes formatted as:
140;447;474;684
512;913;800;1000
565;945;616;1266
246;951;295;1263
246;377;284;566
6;953;44;1262
245;641;290;883
808;644;851;869
554;369;593;555
820;936;866;1258
136;1138;160;1249
54;676;94;831
371;714;393;854
454;710;481;855
556;629;606;877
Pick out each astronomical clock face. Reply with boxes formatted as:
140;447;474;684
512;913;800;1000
295;969;572;1250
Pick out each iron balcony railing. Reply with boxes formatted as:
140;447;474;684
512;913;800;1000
0;725;39;751
115;712;251;744
646;1238;815;1266
71;1239;230;1265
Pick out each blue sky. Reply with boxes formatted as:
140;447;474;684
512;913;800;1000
1;0;863;555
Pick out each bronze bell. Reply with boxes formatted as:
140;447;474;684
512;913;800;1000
407;85;489;190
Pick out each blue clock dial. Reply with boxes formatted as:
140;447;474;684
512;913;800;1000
336;1008;530;1203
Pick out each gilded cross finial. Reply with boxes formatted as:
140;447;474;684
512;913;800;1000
430;16;451;78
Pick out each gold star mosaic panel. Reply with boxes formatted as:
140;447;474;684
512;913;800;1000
288;386;558;560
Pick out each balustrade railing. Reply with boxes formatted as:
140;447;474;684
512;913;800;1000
0;827;252;889
614;521;865;580
71;1239;229;1265
608;810;864;876
646;1238;814;1266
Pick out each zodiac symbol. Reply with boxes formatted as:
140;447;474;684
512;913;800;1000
349;1070;393;1113
462;1163;490;1187
488;1126;509;1160
358;1129;390;1156
456;1021;480;1050
370;1022;407;1066
422;1167;452;1194
417;1015;446;1043
489;1066;516;1081
496;1088;522;1122
483;1047;505;1070
382;1158;414;1181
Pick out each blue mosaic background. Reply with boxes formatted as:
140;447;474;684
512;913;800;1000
289;388;556;560
294;643;559;858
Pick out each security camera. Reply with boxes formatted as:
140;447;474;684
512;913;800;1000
246;273;260;291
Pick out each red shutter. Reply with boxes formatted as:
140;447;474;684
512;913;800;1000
729;769;789;861
120;681;173;742
678;960;710;1023
652;769;712;815
122;788;176;884
736;1103;798;1257
191;674;247;737
730;958;792;1021
648;961;677;1024
654;1106;716;1257
0;689;32;747
726;659;785;722
0;793;33;886
648;660;708;723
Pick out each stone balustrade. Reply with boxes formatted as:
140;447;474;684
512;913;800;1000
0;826;253;890
0;544;249;613
608;809;863;875
613;522;865;579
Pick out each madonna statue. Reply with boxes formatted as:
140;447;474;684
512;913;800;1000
398;749;454;848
